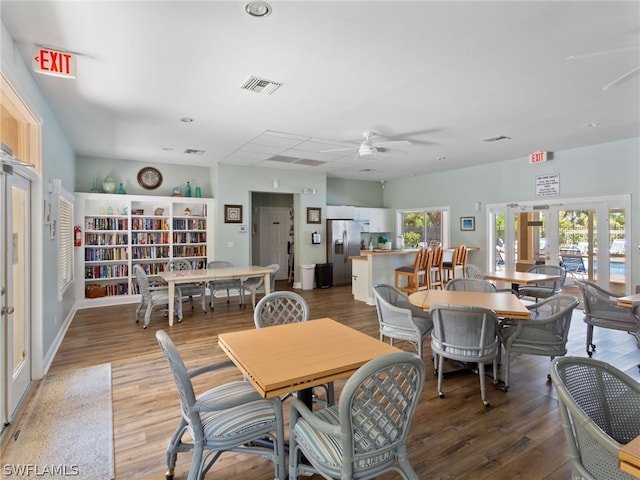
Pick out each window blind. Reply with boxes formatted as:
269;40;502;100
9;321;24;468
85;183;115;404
58;194;74;300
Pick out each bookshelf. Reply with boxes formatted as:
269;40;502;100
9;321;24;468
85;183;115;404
74;193;214;307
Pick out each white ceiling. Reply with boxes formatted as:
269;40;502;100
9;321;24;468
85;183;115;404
2;1;639;181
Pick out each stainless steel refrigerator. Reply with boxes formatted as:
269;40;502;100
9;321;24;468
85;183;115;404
327;220;361;286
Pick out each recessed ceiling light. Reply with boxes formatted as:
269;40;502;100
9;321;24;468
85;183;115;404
245;1;271;17
179;117;194;123
162;147;173;151
436;156;446;161
585;122;601;128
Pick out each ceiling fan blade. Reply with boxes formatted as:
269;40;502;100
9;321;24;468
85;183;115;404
602;66;640;90
320;146;359;153
371;140;411;148
566;44;640;61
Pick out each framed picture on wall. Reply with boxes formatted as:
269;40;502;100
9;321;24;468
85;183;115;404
224;204;243;223
460;216;475;231
307;207;321;224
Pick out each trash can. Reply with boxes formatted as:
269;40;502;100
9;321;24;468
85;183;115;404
301;264;316;290
315;263;333;289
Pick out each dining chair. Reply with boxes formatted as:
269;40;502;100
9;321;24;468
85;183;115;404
446;277;498;292
429;304;499;407
549;356;640;480
240;263;280;310
429;245;444;289
498;294;579;391
254;291;334;405
394;248;427;294
134;265;182;328
516;264;566;302
288;351;426;480
155;330;286;480
442;244;467;284
372;284;433;359
575;279;640;358
207;261;244;309
166;259;207;313
464;264;515;293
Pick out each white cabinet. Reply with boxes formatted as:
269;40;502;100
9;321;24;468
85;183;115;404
75;193;214;307
354;207;370;232
369;208;392;232
351;258;370;303
326;205;355;219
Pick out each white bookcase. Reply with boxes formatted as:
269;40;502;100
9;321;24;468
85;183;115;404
74;193;215;308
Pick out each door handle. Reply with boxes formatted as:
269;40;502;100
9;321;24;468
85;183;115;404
1;306;14;315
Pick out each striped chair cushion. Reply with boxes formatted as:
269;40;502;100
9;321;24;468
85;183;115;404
202;400;276;438
197;380;262;406
293;406;394;470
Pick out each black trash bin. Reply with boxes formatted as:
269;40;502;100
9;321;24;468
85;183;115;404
315;263;333;289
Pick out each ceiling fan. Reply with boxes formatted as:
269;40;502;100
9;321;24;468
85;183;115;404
567;44;640;90
322;131;411;158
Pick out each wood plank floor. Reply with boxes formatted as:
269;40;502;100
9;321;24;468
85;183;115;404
10;282;640;479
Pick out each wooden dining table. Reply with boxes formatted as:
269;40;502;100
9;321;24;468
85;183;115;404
616;293;640;308
484;270;563;293
217;317;401;406
408;289;531;320
620;436;640;478
158;265;273;326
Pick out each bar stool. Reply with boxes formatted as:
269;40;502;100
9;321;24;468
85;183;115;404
442;244;467;284
394;248;427;294
429;246;444;289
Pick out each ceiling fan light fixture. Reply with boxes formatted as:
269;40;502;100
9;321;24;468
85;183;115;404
359;144;377;157
245;1;271;17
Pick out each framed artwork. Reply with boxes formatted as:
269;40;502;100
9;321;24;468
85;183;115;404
224;204;243;223
307;207;321;224
460;216;475;231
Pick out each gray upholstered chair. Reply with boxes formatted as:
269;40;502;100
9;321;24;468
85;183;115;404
372;284;433;359
446;277;498;292
254;291;333;405
241;263;280;310
498;294;579;390
576;280;640;357
207;261;244;309
517;264;566;301
288;351;425;480
166;259;207;313
134;265;182;328
156;330;286;480
429;304;499;407
549;356;640;480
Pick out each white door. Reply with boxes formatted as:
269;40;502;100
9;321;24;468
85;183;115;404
259;207;290;280
1;170;31;427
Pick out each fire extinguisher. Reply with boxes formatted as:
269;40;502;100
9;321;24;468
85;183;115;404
74;226;82;247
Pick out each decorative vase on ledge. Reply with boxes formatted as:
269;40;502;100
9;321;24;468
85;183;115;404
102;176;116;194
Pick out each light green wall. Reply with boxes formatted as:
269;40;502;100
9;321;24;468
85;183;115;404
327;177;383;207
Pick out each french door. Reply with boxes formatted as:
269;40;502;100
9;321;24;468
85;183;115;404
488;195;631;294
1;170;32;429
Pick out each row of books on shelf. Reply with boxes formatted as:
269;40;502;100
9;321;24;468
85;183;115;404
132;246;171;259
85;282;129;298
173;232;207;243
85;264;129;279
85;233;129;246
172;219;206;230
173;246;207;257
85;217;129;231
85;247;128;261
132;231;170;245
131;218;170;231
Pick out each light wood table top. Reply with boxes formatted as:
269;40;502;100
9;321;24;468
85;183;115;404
617;293;640;308
409;290;531;320
218;318;401;399
620;435;640;478
484;270;563;285
158;265;273;326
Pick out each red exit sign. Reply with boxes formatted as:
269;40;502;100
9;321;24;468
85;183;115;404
32;47;76;79
529;151;549;164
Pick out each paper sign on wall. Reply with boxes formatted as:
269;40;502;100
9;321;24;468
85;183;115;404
535;174;560;198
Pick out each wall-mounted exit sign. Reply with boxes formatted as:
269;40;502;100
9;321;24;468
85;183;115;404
529;151;549;164
32;47;76;79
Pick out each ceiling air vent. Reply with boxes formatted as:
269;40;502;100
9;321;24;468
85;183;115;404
241;76;283;95
184;149;205;155
483;135;512;142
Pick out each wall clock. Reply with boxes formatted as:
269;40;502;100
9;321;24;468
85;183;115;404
137;167;162;190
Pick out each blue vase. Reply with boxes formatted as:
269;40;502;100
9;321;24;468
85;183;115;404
117;183;126;194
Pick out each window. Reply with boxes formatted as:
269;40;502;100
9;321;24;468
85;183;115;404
58;193;74;300
399;208;448;247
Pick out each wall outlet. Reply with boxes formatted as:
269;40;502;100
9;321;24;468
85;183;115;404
227;241;234;248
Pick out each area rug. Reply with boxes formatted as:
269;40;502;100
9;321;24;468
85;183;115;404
5;363;115;480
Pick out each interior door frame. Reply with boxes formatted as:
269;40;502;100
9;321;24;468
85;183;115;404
487;194;631;292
